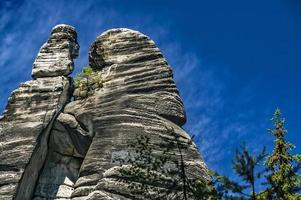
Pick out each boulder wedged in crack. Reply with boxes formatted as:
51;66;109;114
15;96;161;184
0;24;78;200
33;112;92;200
64;28;209;199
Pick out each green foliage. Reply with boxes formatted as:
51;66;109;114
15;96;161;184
73;66;103;99
115;134;174;199
210;145;267;200
114;128;217;200
191;172;221;200
211;108;301;200
263;108;301;200
232;144;266;199
114;108;301;200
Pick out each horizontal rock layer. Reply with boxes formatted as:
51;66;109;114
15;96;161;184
0;24;78;200
0;25;209;200
32;24;79;79
0;76;71;200
65;28;208;199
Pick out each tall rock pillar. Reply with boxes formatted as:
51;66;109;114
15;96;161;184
64;28;209;199
0;24;79;200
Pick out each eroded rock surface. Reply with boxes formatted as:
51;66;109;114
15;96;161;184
32;24;79;79
64;28;209;199
0;26;209;200
33;113;91;200
0;24;78;200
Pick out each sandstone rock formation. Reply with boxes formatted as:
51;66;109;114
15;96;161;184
0;25;209;200
32;24;79;78
0;24;78;200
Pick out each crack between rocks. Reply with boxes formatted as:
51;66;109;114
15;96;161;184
27;83;93;200
52;149;84;159
14;107;63;200
65;111;90;133
14;78;72;200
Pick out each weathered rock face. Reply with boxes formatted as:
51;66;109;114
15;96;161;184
0;25;209;200
32;112;92;200
0;24;78;200
32;24;79;79
64;28;208;199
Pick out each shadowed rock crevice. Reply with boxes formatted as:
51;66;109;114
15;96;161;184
32;112;93;200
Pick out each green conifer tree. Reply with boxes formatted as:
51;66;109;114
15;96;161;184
212;144;266;200
264;108;301;200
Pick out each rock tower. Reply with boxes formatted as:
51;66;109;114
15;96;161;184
0;24;209;200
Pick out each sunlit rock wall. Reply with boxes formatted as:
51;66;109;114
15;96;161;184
0;25;209;200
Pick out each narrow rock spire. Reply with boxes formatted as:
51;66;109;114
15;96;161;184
32;24;79;79
0;24;78;200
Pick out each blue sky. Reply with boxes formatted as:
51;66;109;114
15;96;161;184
1;0;301;179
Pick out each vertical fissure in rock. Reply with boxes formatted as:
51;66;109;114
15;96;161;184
32;112;93;200
14;109;63;200
10;24;80;200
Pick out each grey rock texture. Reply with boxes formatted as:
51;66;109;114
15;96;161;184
0;26;209;200
0;24;78;200
33;113;92;200
32;24;79;79
64;28;209;199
